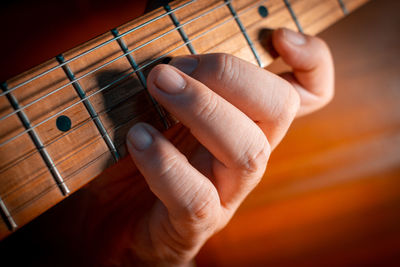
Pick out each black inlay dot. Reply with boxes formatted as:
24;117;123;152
56;115;72;132
162;57;172;64
258;6;269;18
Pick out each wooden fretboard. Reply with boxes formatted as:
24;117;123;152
0;0;368;240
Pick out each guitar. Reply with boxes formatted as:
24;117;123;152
0;0;369;251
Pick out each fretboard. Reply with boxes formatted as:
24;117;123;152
0;0;369;240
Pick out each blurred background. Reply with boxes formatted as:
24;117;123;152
1;0;399;265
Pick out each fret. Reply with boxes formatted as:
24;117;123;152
0;197;17;231
64;8;183;155
1;82;70;196
164;4;197;55
283;0;304;33
111;28;170;130
0;87;62;237
62;32;147;157
337;0;349;15
7;56;113;186
115;4;191;69
232;0;297;67
2;53;116;230
343;0;370;13
288;0;345;35
169;0;258;65
56;55;120;162
225;0;262;67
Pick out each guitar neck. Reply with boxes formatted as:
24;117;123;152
0;0;369;240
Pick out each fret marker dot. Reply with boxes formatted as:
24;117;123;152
258;6;269;18
56;115;71;132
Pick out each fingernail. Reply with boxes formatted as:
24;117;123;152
282;28;306;45
155;66;186;94
128;123;153;151
169;56;198;75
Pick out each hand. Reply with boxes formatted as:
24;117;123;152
125;28;334;265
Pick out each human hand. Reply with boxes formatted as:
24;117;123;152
126;28;334;265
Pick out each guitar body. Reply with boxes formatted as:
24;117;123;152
1;0;400;266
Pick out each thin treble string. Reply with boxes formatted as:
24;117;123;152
1;0;269;176
0;0;232;124
0;0;267;149
2;106;159;201
0;0;196;98
6;110;163;208
1;0;267;176
0;84;148;176
4;0;269;208
7;0;336;214
0;0;238;147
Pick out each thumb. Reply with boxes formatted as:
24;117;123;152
272;28;334;116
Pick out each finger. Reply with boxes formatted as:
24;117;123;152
272;28;335;116
169;53;300;149
126;122;220;223
146;64;270;183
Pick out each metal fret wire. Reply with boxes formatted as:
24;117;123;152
2;0;268;212
4;105;158;203
0;0;244;147
0;0;231;124
1;0;266;176
0;85;152;178
0;0;196;98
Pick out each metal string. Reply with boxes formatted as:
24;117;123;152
0;87;148;177
2;0;269;213
0;0;258;147
0;0;196;98
0;1;232;124
0;0;226;123
1;0;267;176
2;104;159;201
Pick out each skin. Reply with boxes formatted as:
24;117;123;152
124;28;334;266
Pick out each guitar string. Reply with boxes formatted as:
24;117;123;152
1;0;268;177
0;0;267;148
2;0;269;210
0;88;152;178
3;105;160;203
1;15;266;195
2;0;294;180
0;0;231;124
0;0;196;98
8;0;347;216
2;0;317;182
1;0;272;183
5;2;346;216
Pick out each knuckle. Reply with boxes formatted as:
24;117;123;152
235;134;270;178
213;53;240;86
178;186;220;235
194;91;220;123
184;187;219;222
